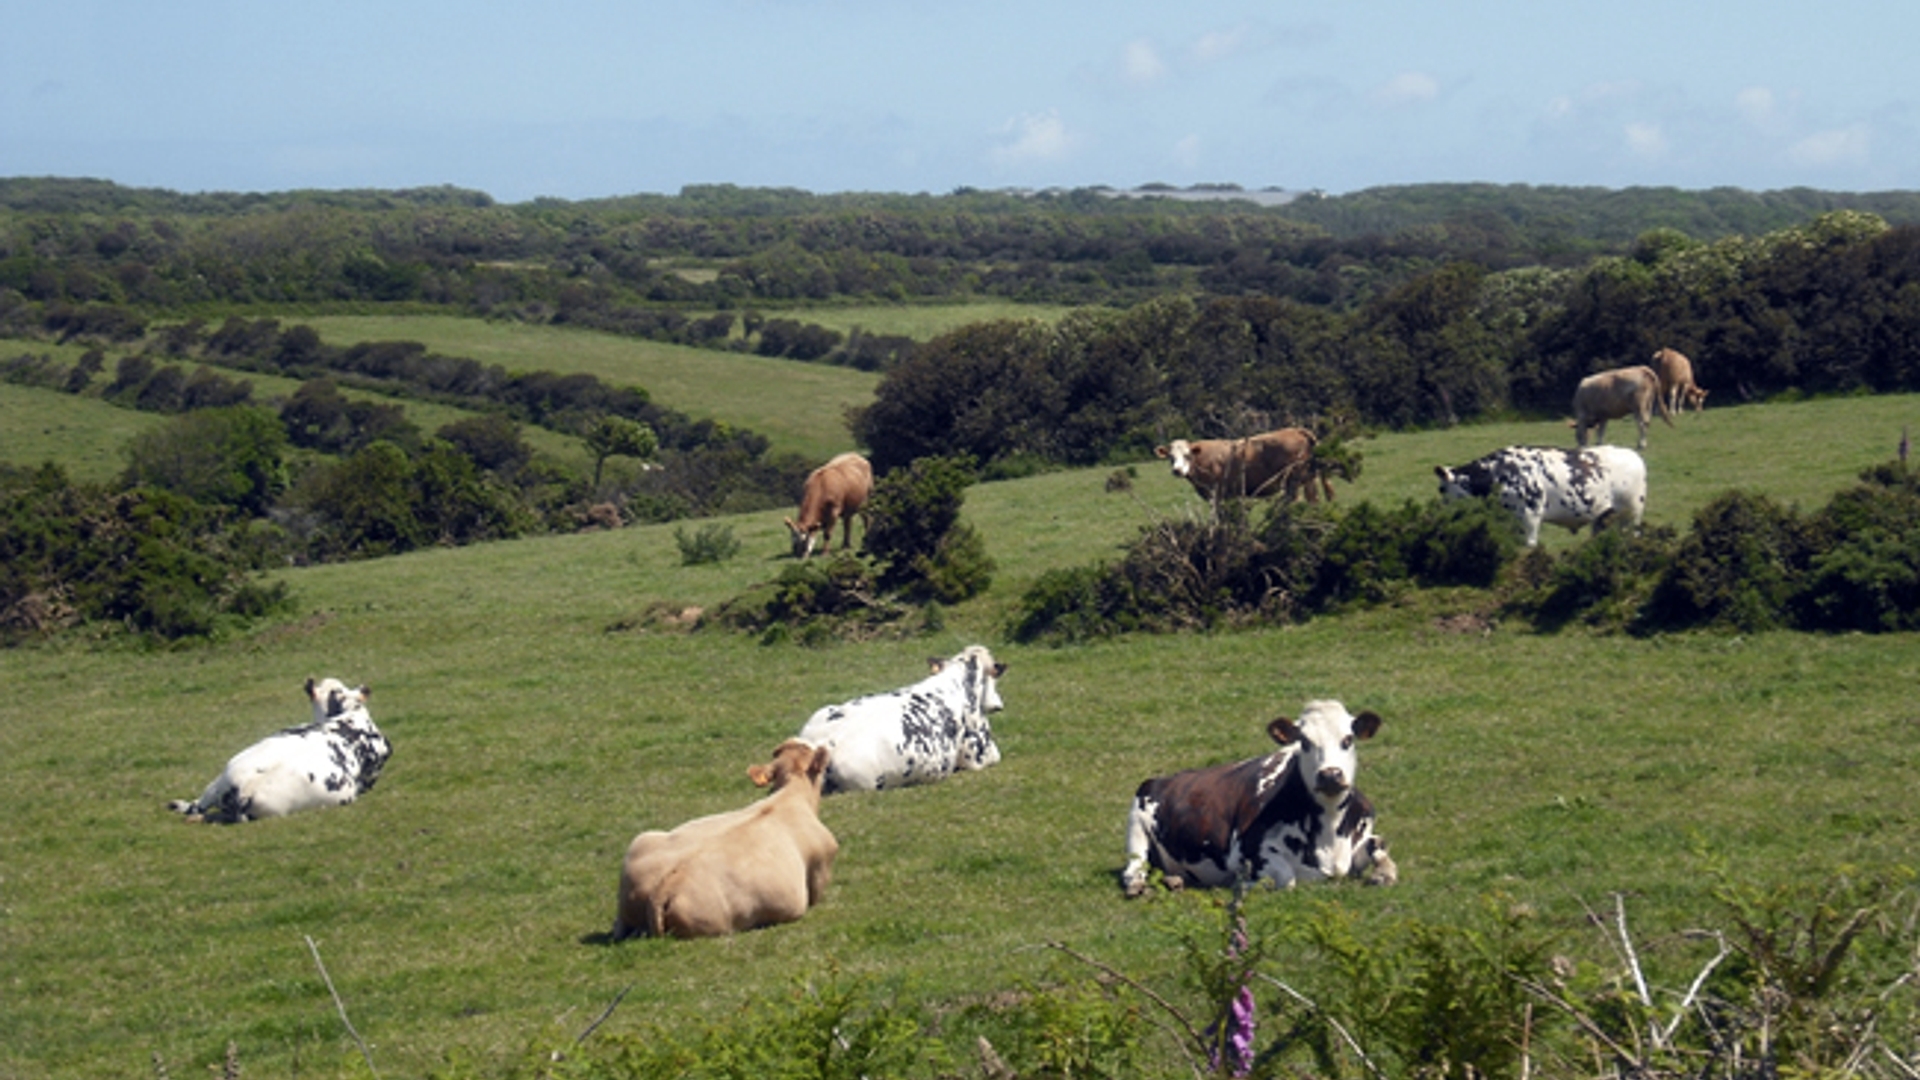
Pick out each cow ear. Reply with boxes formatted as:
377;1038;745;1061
1351;711;1382;740
927;657;946;673
1267;716;1302;745
990;662;1007;679
808;746;832;779
358;685;371;699
748;763;774;788
1433;465;1448;479
305;676;318;698
1154;445;1171;459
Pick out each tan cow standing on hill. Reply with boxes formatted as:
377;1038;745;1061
785;452;872;559
612;739;838;940
1572;365;1673;450
1651;347;1709;414
1154;427;1328;502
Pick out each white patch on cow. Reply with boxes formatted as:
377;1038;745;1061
796;645;1009;793
1436;445;1646;547
168;677;391;824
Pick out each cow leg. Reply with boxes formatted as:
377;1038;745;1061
1121;798;1157;897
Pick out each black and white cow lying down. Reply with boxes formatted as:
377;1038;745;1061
168;677;391;823
1435;444;1646;548
796;645;1008;793
1122;700;1396;897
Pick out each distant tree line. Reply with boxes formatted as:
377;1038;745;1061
9;178;1920;365
855;211;1920;472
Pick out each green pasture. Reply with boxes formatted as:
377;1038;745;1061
294;316;878;461
5;392;1920;1078
769;300;1077;341
1;381;164;483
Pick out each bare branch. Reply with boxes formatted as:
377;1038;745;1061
1042;940;1208;1079
575;983;635;1046
1252;972;1389;1080
305;934;378;1078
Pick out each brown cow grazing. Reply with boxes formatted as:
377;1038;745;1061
1651;347;1709;414
784;452;872;559
1154;428;1326;502
1572;365;1673;450
612;739;838;940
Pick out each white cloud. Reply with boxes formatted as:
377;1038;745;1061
1735;86;1775;126
1173;134;1202;170
1190;24;1250;64
1122;39;1167;85
1625;122;1668;158
1372;71;1439;108
1789;125;1870;167
991;110;1079;165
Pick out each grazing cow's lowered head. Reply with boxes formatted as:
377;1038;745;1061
1122;700;1396;897
168;676;390;824
797;644;1009;793
612;739;839;940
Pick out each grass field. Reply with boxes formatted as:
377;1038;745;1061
294;315;878;461
6;339;1920;1076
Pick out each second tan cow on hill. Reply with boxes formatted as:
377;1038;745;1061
611;739;838;940
1651;347;1709;414
1572;366;1673;450
1154;427;1327;502
785;452;872;559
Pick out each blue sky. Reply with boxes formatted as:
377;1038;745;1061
5;1;1916;203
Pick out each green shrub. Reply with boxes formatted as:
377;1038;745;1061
862;455;993;603
674;522;741;565
1507;525;1677;632
1638;490;1814;633
1792;461;1920;631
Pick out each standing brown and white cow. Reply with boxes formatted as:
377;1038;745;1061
1651;348;1709;415
612;739;838;940
1154;428;1326;502
785;452;872;559
1572;366;1673;450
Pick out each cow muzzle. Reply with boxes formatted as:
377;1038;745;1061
1314;768;1349;796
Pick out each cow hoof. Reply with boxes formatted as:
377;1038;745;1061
1365;855;1400;887
1163;875;1185;892
1122;880;1148;900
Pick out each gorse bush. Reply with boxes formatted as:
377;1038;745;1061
0;463;289;643
673;522;740;565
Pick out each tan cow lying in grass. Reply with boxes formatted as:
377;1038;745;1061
784;452;872;559
1572;365;1673;450
1154;427;1327;502
1651;347;1709;414
611;739;838;940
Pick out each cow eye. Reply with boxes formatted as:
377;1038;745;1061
1341;735;1354;749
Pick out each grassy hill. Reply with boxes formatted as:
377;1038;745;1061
5;382;1920;1077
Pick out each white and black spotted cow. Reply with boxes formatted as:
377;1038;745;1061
1435;444;1646;547
168;677;391;823
1122;700;1396;897
796;645;1008;793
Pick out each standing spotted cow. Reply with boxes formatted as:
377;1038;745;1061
796;645;1008;793
1436;445;1646;547
1122;700;1396;897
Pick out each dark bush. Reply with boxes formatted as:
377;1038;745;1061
863;455;994;603
1508;525;1678;632
1792;461;1920;631
1638;490;1814;633
674;522;741;565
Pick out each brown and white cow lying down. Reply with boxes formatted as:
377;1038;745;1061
1154;427;1328;502
785;452;872;559
1651;347;1709;414
612;739;838;939
1122;700;1396;897
1572;365;1673;450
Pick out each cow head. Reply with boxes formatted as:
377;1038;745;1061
928;646;1008;714
784;517;821;560
305;676;371;723
1267;701;1380;800
1434;461;1494;501
1155;439;1199;478
749;739;832;793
